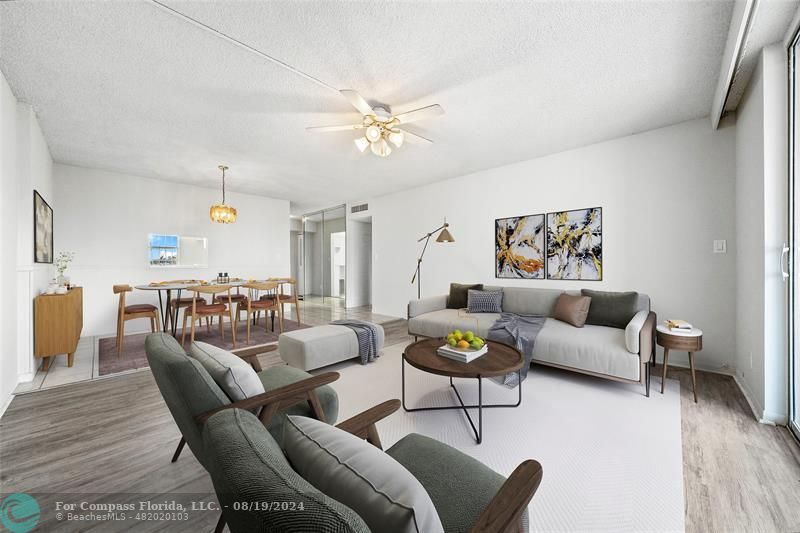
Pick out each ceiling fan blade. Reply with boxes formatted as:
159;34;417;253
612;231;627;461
400;129;434;145
394;104;444;124
306;124;364;132
340;89;375;116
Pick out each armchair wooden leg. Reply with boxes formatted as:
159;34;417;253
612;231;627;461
214;513;225;533
307;391;326;423
171;437;186;463
366;424;383;450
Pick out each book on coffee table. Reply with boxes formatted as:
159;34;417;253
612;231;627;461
437;344;488;363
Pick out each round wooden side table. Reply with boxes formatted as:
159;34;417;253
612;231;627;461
656;324;703;403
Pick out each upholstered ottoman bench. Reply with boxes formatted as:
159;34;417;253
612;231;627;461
278;324;385;371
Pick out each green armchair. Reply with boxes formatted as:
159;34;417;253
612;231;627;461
144;332;340;470
201;401;543;533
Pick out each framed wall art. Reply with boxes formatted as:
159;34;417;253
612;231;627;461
495;214;545;279
34;190;53;264
546;207;602;280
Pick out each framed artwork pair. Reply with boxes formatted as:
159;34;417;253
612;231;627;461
495;207;602;281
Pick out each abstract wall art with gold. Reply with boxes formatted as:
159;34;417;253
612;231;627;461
546;207;602;280
495;214;545;279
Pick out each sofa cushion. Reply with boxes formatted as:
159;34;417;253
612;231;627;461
552;293;592;327
386;433;528;533
188;341;265;401
447;283;483;309
501;287;562;315
581;290;639;329
408;309;500;338
467;289;503;313
284;416;444;533
532;318;640;380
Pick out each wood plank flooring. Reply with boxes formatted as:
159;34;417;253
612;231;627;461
2;300;799;532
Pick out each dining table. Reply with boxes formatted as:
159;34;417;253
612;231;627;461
135;280;249;336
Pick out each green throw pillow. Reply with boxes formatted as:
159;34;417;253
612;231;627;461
581;289;639;329
447;283;483;309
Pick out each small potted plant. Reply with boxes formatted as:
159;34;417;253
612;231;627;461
55;251;75;287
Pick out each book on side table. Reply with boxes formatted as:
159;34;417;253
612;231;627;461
437;344;488;363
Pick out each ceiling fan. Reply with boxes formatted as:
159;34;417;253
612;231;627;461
307;90;444;157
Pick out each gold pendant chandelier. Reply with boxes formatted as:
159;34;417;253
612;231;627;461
210;165;237;224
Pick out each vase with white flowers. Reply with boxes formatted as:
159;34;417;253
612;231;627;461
55;251;75;286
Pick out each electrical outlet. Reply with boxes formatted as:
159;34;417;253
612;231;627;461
713;240;727;253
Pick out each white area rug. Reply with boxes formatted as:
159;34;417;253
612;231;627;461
322;342;684;533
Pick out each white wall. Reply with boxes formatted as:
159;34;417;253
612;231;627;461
346;218;372;308
53;164;290;337
735;44;789;424
16;104;55;381
0;69;54;415
371;117;737;373
0;71;20;413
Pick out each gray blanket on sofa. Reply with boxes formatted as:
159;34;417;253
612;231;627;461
330;319;380;365
487;313;546;387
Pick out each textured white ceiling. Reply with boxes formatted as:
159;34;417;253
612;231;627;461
0;1;733;212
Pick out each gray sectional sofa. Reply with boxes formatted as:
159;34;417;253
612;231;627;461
408;286;656;395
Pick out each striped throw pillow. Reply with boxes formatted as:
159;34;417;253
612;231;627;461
467;289;503;313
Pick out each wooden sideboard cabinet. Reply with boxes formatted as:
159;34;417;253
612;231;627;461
34;287;83;370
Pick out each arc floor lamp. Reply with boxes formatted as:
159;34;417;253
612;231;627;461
411;218;455;299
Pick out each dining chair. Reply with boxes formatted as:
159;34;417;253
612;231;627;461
182;285;237;347
113;284;160;358
238;281;283;344
260;277;299;329
215;286;248;323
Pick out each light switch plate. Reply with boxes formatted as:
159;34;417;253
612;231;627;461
713;240;727;253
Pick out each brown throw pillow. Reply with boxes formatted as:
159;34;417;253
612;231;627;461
447;283;483;309
553;293;592;328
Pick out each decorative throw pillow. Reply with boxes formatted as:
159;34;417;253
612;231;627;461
552;293;592;327
581;289;640;329
447;283;483;309
467;289;503;313
188;341;265;401
284;416;444;533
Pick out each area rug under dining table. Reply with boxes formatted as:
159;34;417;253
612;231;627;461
97;319;309;375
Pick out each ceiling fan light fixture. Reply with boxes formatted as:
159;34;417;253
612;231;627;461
365;125;382;143
388;130;404;148
370;138;391;157
354;136;370;153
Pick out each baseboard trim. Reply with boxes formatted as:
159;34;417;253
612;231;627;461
0;393;14;420
731;373;785;425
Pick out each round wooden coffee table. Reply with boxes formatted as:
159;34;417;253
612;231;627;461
402;338;524;444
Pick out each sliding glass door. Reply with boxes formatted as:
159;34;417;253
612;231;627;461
301;205;346;305
790;30;800;441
